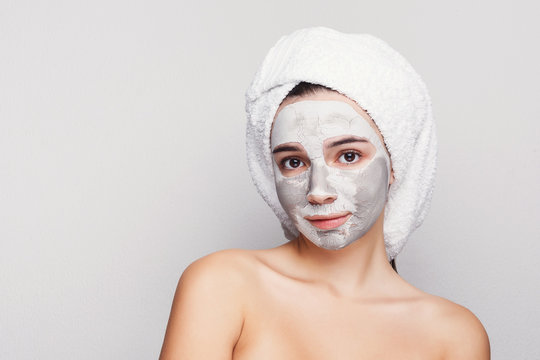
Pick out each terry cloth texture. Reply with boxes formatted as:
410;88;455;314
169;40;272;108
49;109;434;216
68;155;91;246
245;26;437;260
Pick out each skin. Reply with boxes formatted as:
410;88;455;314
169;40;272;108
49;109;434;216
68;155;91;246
159;91;491;360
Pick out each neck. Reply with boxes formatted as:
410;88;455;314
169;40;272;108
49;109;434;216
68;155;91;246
281;211;401;298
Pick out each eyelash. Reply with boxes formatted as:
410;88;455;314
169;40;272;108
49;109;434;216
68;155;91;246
278;150;362;171
281;157;305;170
338;151;362;164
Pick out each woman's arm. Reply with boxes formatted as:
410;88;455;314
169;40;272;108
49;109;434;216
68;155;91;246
159;251;246;360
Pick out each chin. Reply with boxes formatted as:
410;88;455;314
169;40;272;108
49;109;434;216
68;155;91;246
309;234;353;250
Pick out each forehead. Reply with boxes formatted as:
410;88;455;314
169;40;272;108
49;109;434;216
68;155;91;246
270;100;381;149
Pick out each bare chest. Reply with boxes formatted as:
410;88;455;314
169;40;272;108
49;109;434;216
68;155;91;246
232;275;444;360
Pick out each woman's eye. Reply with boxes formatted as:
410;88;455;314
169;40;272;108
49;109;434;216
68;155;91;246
338;151;361;164
282;158;305;170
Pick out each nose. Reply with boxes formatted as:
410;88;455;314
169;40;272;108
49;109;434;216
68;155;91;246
307;160;337;205
307;193;337;205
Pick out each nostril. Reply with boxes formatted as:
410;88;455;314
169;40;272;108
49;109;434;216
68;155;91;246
307;194;337;205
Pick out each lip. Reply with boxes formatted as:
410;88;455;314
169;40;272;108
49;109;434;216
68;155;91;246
304;212;352;230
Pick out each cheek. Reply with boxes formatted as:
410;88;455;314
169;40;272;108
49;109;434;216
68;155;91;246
327;157;390;201
274;169;309;211
327;170;359;197
354;158;390;200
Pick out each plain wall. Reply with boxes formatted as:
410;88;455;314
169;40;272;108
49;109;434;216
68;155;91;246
1;0;538;358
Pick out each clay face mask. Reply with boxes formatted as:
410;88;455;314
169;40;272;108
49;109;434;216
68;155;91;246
271;100;391;250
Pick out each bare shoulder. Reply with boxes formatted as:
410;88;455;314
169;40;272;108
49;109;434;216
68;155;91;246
420;294;491;359
160;249;258;360
172;248;260;315
181;248;257;285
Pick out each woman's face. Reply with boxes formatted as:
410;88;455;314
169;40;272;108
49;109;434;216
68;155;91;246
271;91;393;250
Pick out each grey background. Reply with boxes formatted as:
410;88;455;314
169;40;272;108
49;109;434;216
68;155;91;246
1;0;538;359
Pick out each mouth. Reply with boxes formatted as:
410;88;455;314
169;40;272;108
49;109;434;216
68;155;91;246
304;212;352;230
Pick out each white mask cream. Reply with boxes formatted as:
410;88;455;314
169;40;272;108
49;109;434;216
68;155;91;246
271;100;391;250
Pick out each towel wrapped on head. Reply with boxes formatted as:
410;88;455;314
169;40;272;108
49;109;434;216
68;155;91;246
245;26;437;261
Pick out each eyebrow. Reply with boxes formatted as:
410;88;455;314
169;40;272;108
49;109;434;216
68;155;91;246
272;145;302;154
328;137;368;147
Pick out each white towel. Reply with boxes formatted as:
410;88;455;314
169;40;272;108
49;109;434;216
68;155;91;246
245;26;437;260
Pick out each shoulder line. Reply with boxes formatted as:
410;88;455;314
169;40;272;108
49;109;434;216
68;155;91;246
424;295;490;359
180;248;259;288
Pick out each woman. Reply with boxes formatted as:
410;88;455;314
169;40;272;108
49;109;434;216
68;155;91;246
160;27;490;359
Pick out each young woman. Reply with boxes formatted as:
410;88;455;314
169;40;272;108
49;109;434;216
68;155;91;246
160;27;490;359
